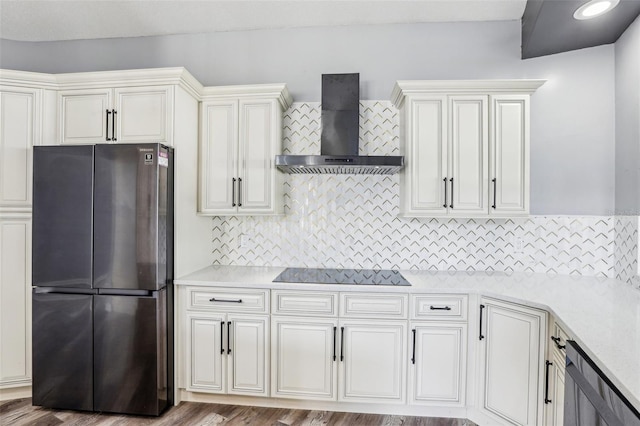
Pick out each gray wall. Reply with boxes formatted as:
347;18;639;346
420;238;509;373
615;15;640;216
0;20;617;215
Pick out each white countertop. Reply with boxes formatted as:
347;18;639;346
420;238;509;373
175;265;640;410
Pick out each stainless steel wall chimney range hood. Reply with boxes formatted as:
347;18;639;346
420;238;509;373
275;73;404;175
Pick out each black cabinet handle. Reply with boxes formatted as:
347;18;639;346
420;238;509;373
430;306;452;311
544;360;553;404
227;321;232;355
209;297;243;303
443;177;448;208
333;326;337;362
238;177;242;207
340;327;345;362
479;304;485;340
449;178;454;209
220;321;225;354
491;178;497;209
231;178;236;207
551;336;566;350
112;109;117;142
106;110;112;141
411;329;416;365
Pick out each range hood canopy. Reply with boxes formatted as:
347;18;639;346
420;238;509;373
275;73;404;175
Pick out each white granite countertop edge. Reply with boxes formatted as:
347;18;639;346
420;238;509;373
175;265;640;411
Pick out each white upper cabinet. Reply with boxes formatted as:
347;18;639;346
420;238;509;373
491;95;530;214
0;86;39;209
449;95;488;216
392;80;544;217
58;86;172;145
198;85;292;216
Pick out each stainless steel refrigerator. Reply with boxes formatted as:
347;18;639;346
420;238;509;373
31;143;174;416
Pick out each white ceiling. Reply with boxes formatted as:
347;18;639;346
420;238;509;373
0;0;527;42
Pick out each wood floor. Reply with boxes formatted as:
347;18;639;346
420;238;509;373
0;398;477;426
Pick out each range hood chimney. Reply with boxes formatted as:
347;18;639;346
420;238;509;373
275;73;404;175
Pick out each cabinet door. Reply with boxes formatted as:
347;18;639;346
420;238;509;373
491;95;529;215
59;89;112;144
199;100;238;214
0;216;31;388
271;316;338;400
0;87;38;208
238;99;278;213
449;96;488;215
187;313;226;393
409;322;467;406
480;298;545;426
339;320;406;403
227;314;269;396
401;96;448;215
114;86;172;145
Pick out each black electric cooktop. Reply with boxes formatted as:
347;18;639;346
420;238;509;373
273;268;410;286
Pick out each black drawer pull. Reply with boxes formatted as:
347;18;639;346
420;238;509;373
551;336;566;350
209;297;243;303
106;109;112;141
479;304;485;340
332;326;337;362
443;177;448;208
411;329;416;365
220;321;225;354
544;360;553;404
112;109;117;141
492;178;497;209
430;306;452;311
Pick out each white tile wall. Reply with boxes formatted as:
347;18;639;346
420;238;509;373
209;101;639;287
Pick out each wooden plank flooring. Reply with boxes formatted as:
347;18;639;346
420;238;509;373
0;398;477;426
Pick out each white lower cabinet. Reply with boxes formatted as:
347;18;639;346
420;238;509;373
478;298;547;426
270;292;407;404
339;320;407;403
545;320;570;426
409;322;467;406
0;215;32;388
187;312;269;396
271;316;338;400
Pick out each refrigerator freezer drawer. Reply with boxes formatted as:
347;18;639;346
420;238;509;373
32;292;93;411
93;289;168;416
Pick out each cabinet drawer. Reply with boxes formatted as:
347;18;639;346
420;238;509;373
187;287;269;314
411;295;468;320
272;291;337;316
340;293;408;319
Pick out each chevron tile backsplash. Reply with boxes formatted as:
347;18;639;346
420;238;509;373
210;101;639;288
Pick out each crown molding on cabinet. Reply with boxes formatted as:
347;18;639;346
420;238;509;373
390;79;546;107
201;84;293;110
52;67;204;100
0;69;58;89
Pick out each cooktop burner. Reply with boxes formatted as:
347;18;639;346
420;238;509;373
273;268;410;286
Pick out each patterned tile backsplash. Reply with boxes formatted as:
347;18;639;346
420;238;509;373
210;101;640;289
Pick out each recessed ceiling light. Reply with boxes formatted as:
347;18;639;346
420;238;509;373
574;0;620;20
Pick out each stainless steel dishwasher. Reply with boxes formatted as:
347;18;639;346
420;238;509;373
564;340;640;426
